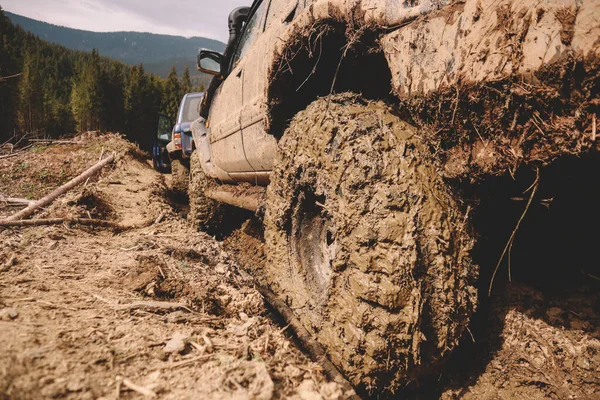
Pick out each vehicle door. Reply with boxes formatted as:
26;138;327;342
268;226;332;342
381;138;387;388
240;0;300;184
207;1;269;179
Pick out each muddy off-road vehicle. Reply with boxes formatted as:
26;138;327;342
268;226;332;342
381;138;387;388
189;0;599;393
163;92;205;195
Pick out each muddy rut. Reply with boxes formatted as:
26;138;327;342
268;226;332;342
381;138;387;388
1;136;599;399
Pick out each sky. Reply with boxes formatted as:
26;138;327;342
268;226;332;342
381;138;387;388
1;0;253;43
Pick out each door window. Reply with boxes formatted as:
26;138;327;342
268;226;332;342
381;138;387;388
230;0;268;69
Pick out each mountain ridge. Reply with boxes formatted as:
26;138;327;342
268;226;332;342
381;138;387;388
5;11;226;79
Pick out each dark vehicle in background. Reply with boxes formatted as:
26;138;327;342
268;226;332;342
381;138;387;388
152;114;172;172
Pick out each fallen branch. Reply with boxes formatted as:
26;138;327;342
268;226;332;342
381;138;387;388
28;139;79;145
4;155;114;221
0;144;34;160
0;218;124;229
114;300;192;313
257;285;359;399
0;72;22;82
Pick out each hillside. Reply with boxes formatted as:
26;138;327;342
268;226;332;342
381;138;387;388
5;11;225;81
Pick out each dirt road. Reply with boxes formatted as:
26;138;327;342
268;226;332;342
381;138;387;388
1;136;599;399
0;136;345;400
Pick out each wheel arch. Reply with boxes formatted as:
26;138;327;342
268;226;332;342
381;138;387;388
265;19;395;138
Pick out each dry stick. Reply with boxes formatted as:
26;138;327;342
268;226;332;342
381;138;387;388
0;218;124;229
114;300;192;313
169;354;212;369
1;255;16;272
4;155;114;222
0;72;22;82
153;212;165;225
257;285;360;400
117;376;157;398
0;196;34;206
0;144;34;160
85;146;105;187
28;139;78;144
488;167;540;296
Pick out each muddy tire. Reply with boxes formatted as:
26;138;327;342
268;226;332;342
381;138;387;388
170;158;190;198
188;151;221;231
263;94;478;392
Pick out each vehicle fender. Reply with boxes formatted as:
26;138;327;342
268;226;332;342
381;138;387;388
190;118;235;183
182;131;193;158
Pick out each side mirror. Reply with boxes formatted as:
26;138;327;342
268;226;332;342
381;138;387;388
197;50;223;75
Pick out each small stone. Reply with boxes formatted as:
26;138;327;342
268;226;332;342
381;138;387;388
215;263;228;274
546;307;562;318
162;332;188;355
0;307;18;320
569;318;589;331
546;307;563;323
321;382;344;400
283;365;303;379
577;356;591;370
297;379;323;400
66;379;85;392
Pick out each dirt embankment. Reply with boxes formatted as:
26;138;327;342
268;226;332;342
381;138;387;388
0;136;599;400
0;136;345;400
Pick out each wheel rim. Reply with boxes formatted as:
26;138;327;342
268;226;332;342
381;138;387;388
290;191;336;299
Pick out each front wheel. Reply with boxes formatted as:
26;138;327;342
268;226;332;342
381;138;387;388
263;94;478;393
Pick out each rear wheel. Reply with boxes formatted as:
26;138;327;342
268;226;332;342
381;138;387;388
263;94;478;392
170;158;189;198
188;151;221;231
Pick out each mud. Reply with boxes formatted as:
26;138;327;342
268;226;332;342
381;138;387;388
392;53;600;182
261;94;477;394
0;137;344;400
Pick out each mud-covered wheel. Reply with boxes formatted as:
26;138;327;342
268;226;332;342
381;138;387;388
263;94;478;393
170;158;190;197
188;151;221;231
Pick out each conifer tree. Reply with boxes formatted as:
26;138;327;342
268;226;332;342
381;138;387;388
71;49;102;132
17;45;43;133
162;66;181;124
1;12;173;146
181;65;192;94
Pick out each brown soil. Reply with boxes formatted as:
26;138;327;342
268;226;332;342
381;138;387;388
0;136;346;400
1;135;599;399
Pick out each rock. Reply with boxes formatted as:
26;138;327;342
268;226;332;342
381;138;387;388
162;332;188;355
66;379;85;392
320;382;343;400
215;262;228;274
297;380;323;400
250;363;274;400
569;318;589;331
546;307;563;323
0;307;18;320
